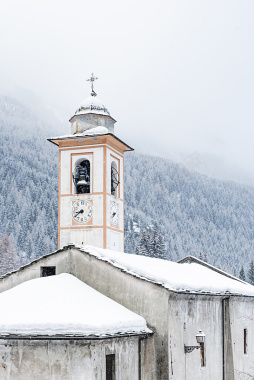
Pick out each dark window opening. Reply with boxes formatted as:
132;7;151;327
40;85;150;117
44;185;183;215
73;159;90;194
41;266;56;277
106;354;115;380
244;329;248;354
200;342;205;367
111;162;119;196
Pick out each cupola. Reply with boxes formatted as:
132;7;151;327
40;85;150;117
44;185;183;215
69;73;116;135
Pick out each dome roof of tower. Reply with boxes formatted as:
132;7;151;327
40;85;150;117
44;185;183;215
75;95;110;117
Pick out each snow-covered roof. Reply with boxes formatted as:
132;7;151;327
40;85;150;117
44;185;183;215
0;273;151;338
80;246;254;297
75;95;110;116
49;126;109;140
47;127;134;151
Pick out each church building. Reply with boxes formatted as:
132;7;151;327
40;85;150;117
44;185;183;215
0;75;253;380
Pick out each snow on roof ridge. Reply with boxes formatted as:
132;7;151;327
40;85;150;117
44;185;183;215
1;245;253;298
78;245;254;297
75;95;110;116
0;273;152;337
178;256;247;285
48;126;109;140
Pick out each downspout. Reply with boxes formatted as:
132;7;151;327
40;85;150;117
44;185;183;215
138;336;147;380
139;337;142;380
222;298;225;380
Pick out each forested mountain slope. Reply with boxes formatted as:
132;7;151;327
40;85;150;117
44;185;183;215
0;95;253;277
124;153;254;275
0;96;58;268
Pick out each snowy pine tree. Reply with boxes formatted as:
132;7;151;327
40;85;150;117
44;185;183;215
135;231;149;256
248;261;254;285
0;234;18;275
135;228;167;260
239;266;245;281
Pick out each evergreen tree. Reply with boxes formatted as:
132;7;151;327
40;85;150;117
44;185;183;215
135;231;149;256
0;234;18;275
135;227;167;260
248;261;254;285
239;266;245;281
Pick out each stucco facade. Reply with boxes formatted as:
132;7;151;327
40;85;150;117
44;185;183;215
70;113;116;134
0;246;253;380
58;142;125;251
0;337;140;380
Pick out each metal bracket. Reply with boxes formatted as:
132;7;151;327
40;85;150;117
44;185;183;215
184;345;201;354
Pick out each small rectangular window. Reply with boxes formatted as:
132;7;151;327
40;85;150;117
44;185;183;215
200;342;206;367
41;266;56;277
106;354;115;380
244;329;248;354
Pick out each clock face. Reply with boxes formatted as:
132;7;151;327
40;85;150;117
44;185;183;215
72;200;93;223
110;201;119;227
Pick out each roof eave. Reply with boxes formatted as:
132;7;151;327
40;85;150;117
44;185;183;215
0;331;152;341
47;133;134;151
178;256;247;285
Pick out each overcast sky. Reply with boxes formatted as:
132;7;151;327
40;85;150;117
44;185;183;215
1;0;254;184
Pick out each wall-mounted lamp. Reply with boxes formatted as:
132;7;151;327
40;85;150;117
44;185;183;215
184;330;205;354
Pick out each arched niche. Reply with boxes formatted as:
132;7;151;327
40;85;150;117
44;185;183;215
73;158;90;194
111;161;120;196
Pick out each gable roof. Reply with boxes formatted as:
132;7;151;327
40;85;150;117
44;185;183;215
79;245;254;297
177;255;243;282
1;244;254;298
0;273;151;339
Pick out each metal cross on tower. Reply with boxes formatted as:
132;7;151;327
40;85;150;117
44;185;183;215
87;73;98;96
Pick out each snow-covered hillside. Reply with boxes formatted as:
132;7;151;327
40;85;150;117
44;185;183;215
0;95;254;278
124;153;254;277
0;96;59;269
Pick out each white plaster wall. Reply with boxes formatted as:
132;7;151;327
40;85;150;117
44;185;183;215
119;155;124;199
0;337;140;380
106;196;123;228
168;295;223;380
106;195;124;251
0;250;72;293
0;248;254;380
59;145;105;248
59;144;125;249
60;227;103;248
230;297;254;379
118;200;124;230
93;147;104;193
60;150;71;194
107;229;123;252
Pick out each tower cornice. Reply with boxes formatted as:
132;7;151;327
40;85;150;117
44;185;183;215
48;133;133;153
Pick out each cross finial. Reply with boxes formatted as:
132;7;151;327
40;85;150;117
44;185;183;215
87;73;98;96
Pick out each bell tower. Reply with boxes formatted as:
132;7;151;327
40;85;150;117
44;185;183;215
48;74;133;251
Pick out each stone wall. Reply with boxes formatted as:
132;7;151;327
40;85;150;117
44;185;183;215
0;337;139;380
168;294;223;380
0;247;254;379
230;296;254;379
